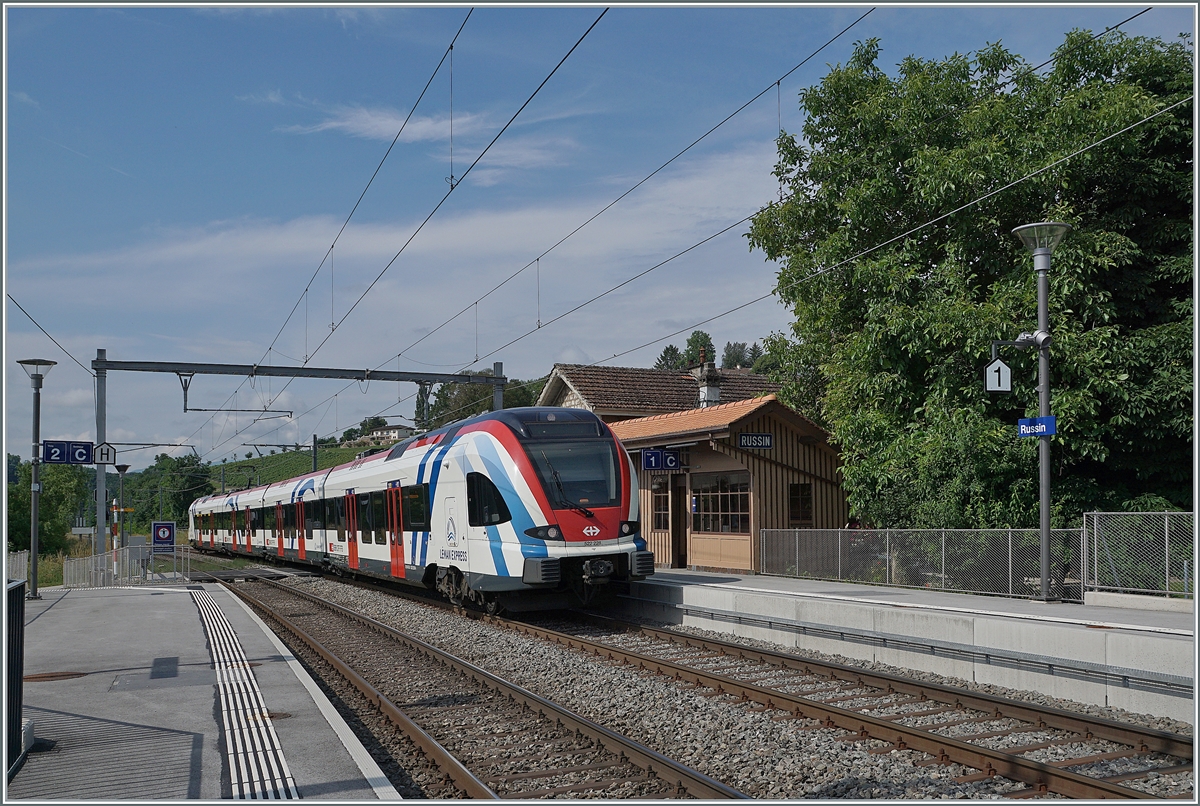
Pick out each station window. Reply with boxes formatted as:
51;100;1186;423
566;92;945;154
650;476;669;532
690;472;750;534
468;472;512;527
788;482;814;527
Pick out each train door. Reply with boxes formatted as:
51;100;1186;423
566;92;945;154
275;503;284;556
387;483;405;578
244;507;254;553
297;499;308;561
344;491;359;570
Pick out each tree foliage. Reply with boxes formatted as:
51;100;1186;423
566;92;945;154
121;453;216;531
746;32;1193;528
7;459;89;555
721;341;749;368
426;371;548;429
654;344;684;370
681;330;716;366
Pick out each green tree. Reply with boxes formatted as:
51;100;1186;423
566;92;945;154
427;371;548;429
746;32;1192;528
654;344;684;370
747;342;764;365
7;460;89;555
681;330;716;366
721;341;749;368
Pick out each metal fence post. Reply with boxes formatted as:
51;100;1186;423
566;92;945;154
1007;529;1013;596
837;530;842;580
941;529;946;590
1165;513;1170;597
886;530;890;585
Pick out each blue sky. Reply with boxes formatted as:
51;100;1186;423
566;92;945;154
5;4;1194;470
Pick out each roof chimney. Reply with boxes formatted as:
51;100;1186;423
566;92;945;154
690;350;721;408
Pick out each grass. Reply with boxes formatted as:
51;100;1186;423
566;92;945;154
208;447;363;491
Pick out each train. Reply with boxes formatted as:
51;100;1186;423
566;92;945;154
189;407;655;611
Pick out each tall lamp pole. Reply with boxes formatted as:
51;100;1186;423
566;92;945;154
115;464;130;550
18;358;57;600
1012;222;1071;602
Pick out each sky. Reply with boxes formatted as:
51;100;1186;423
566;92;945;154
4;3;1195;471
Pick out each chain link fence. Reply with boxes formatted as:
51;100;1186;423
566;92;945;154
1085;512;1194;599
6;551;29;584
760;527;1086;601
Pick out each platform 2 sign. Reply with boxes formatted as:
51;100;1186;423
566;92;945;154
1017;416;1057;438
42;441;94;464
152;522;176;554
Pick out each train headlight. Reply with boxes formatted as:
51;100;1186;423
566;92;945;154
619;521;639;536
524;525;562;540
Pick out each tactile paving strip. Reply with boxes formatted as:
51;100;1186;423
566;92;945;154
192;589;299;799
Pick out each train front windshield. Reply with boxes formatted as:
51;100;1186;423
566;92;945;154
521;421;620;508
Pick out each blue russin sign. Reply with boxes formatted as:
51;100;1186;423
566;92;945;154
1017;416;1057;438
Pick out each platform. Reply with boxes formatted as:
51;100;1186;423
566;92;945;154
6;583;401;800
616;570;1196;722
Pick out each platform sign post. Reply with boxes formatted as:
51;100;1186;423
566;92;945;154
152;521;176;582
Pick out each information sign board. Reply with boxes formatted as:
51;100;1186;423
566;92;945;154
642;449;663;470
1017;416;1057;438
94;443;117;465
738;433;773;450
42;441;69;463
984;358;1012;393
151;521;176;554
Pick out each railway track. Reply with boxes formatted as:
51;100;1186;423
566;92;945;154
224;579;747;799
501;612;1193;800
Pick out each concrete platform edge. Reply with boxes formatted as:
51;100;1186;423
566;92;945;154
225;589;402;800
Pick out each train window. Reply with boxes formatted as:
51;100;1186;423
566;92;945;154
371;492;387;545
307;500;324;530
281;503;296;530
263;506;276;531
467;473;511;527
401;484;430;530
324;497;346;541
249;508;261;531
357;494;372;542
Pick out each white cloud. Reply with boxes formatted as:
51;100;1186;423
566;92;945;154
279;106;487;143
6;140;791;467
237;89;286;105
10;90;39;107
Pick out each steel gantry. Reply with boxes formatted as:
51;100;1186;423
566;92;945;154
90;349;506;557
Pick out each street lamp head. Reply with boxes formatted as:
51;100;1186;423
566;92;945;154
115;464;131;475
17;358;57;379
1012;222;1072;254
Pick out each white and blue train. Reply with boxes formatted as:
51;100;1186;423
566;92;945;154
189;407;655;611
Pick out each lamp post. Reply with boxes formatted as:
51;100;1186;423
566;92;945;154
1012;222;1072;602
17;358;57;600
115;464;130;550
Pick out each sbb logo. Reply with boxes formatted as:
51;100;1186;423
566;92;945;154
582;525;600;537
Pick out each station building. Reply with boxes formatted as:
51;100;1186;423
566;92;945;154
537;361;849;573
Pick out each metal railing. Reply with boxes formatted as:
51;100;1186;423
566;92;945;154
760;527;1085;602
1085;512;1194;599
62;546;191;588
7;580;26;779
6;552;29;585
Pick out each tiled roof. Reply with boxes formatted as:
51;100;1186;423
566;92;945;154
537;363;779;415
609;395;779;443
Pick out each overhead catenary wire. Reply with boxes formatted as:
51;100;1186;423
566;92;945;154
199;11;1172;460
215;9;612;457
288;90;1194;437
179;10;475;460
7;293;96;377
393;7;875;363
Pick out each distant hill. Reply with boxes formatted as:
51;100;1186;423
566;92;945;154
207;446;368;492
